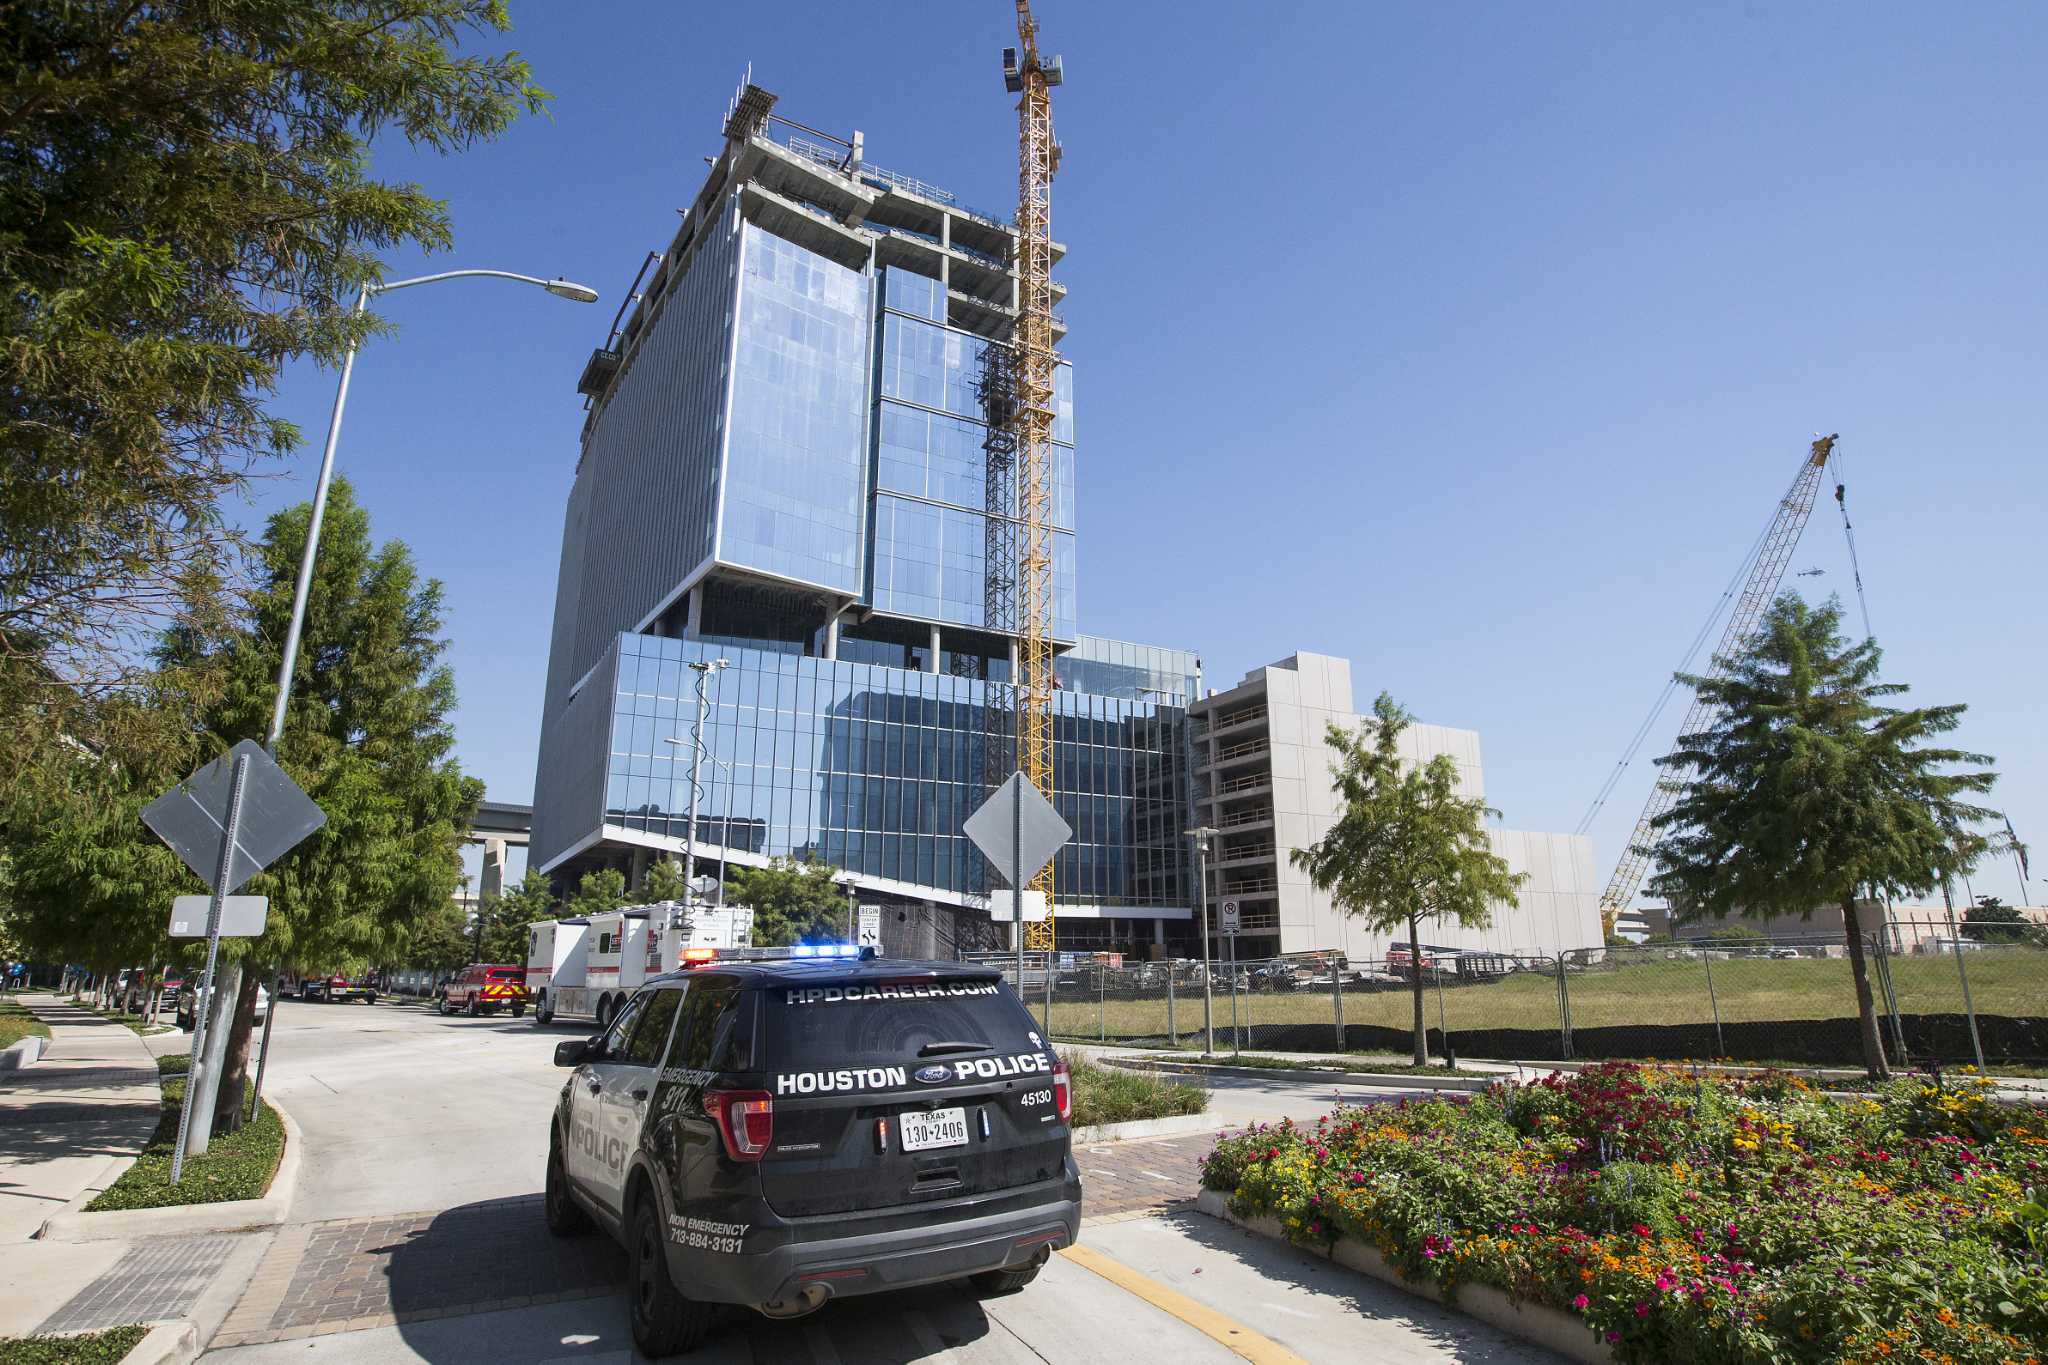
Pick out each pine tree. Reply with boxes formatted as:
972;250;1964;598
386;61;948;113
1291;694;1526;1065
166;478;480;1123
1647;594;1999;1078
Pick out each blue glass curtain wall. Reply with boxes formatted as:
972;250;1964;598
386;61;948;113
603;633;1187;909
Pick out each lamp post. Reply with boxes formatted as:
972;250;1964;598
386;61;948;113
201;268;598;1167
1187;826;1218;1055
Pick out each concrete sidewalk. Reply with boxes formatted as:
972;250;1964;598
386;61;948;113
0;991;269;1348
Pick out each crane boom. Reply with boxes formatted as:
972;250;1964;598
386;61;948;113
1597;435;1838;933
1005;0;1062;952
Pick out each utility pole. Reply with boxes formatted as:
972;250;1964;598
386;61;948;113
668;659;729;939
1187;827;1218;1055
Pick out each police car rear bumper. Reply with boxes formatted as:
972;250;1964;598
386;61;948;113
676;1185;1082;1306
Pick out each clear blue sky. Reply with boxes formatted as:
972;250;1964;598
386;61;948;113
252;2;2045;905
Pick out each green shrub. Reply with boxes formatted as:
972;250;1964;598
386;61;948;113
1064;1054;1207;1129
85;1051;283;1210
0;1326;149;1364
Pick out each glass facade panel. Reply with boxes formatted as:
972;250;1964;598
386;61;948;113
599;633;1187;910
721;224;871;592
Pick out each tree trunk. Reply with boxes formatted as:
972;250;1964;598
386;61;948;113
1841;897;1889;1080
1408;915;1428;1067
214;967;264;1135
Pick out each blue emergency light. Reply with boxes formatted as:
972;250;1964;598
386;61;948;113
790;943;863;959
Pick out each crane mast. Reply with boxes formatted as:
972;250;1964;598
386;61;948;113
1001;0;1063;952
1597;435;1838;933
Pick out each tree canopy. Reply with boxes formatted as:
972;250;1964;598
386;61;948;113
1647;594;1999;1076
0;0;546;781
730;857;852;947
1291;692;1525;1065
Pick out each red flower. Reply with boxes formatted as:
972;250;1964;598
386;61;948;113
1631;1223;1652;1237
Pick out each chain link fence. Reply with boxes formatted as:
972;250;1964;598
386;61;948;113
978;927;2048;1068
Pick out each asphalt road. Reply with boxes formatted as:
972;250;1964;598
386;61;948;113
216;997;1560;1363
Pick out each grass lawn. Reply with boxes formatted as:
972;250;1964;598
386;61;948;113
86;1054;284;1211
67;998;175;1035
0;998;50;1051
1049;947;2048;1041
0;1326;149;1364
1064;1053;1207;1129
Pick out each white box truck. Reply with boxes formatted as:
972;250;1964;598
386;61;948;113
527;902;753;1027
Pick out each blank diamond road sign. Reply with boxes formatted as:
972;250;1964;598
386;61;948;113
142;740;326;894
964;772;1070;888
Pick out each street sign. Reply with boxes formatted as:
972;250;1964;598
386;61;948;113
964;772;1071;890
169;895;267;938
988;890;1049;923
856;904;883;949
1218;899;1242;936
142;740;325;894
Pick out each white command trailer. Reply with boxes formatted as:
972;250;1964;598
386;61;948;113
528;902;754;1028
524;916;591;1025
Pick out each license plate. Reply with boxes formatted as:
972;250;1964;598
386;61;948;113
900;1106;969;1152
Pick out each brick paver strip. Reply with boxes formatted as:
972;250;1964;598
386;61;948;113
226;1196;623;1344
1075;1129;1222;1220
38;1235;237;1333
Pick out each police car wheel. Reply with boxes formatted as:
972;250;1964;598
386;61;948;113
544;1135;592;1236
968;1257;1046;1295
629;1195;713;1356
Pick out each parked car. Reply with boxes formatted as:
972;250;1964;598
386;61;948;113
440;963;527;1018
298;972;377;1004
176;973;270;1031
545;950;1077;1355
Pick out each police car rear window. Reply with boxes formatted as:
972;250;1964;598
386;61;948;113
487;969;522;981
759;976;1038;1076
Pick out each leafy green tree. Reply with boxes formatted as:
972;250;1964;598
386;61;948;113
1291;693;1527;1065
161;479;479;1123
0;0;548;781
1963;896;2029;945
478;871;553;963
407;899;473;977
641;857;691;905
564;869;628;921
729;857;851;947
1647;595;1998;1078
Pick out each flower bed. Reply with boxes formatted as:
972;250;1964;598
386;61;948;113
1200;1062;2048;1363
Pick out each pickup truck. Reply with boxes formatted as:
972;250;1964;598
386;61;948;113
298;972;377;1004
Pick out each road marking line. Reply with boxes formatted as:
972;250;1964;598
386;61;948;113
1059;1242;1308;1365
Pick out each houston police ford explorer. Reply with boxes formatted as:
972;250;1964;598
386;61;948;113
544;949;1081;1356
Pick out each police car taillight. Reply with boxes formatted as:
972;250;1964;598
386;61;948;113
1052;1060;1072;1122
705;1089;773;1161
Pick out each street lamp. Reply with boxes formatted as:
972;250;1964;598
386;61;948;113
1187;826;1218;1055
264;269;599;755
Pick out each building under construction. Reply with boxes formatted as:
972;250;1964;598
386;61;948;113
529;77;1203;955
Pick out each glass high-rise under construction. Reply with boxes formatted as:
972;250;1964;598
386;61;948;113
530;83;1200;954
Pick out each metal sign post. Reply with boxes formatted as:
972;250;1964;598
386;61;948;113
143;740;324;1179
1219;898;1242;1056
169;751;249;1182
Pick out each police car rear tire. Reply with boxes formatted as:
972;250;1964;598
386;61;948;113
968;1257;1046;1296
629;1195;713;1356
544;1135;592;1237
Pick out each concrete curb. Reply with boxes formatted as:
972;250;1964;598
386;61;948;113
1070;1111;1222;1144
1194;1188;1608;1364
1101;1054;1497;1093
119;1320;200;1365
1;1033;47;1069
38;1095;305;1242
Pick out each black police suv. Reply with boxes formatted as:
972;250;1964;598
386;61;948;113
544;953;1082;1356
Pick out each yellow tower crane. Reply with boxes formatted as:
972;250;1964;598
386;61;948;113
1001;1;1064;953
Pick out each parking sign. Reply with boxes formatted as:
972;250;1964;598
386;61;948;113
1218;899;1241;936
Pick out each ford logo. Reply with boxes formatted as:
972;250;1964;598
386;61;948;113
913;1064;951;1085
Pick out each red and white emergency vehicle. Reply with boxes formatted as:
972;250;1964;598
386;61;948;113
525;901;752;1027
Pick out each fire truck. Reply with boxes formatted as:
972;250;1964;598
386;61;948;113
525;901;752;1027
